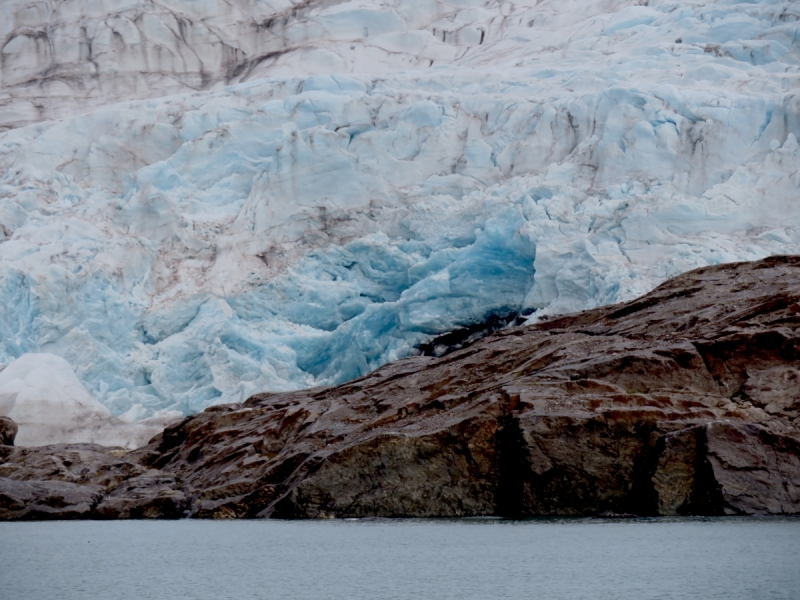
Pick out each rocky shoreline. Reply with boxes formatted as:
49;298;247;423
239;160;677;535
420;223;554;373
2;256;800;520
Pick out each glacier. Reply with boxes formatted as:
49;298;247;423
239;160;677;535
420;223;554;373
0;0;799;426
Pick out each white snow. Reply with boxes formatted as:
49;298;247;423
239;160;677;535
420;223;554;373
0;0;798;419
0;354;181;448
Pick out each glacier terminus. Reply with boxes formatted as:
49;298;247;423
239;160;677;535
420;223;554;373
0;0;798;441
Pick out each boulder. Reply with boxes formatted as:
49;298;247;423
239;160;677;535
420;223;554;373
0;417;17;446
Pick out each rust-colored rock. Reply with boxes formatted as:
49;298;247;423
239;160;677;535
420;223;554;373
2;256;800;519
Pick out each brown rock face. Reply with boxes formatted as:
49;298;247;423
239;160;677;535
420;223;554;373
2;256;800;520
0;444;186;520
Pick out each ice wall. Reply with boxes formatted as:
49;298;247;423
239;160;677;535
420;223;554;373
0;0;799;417
3;0;798;128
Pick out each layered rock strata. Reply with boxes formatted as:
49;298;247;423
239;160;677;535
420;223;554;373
2;256;800;520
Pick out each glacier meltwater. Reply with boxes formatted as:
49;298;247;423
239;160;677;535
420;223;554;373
0;0;799;429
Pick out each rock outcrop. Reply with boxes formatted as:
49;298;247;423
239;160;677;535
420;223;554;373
2;256;800;520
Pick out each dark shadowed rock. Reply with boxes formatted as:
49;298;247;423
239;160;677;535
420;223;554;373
0;479;103;520
0;444;183;520
2;256;800;519
0;416;17;446
94;470;187;519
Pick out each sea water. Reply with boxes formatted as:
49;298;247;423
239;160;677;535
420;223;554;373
1;517;798;599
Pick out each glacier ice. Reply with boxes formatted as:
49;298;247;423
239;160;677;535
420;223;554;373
0;353;180;447
0;0;799;420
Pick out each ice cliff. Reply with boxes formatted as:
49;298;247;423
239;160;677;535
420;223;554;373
1;0;799;422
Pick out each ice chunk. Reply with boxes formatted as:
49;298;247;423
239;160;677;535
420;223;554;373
0;354;180;448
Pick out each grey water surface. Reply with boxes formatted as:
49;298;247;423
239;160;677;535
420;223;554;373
1;517;798;600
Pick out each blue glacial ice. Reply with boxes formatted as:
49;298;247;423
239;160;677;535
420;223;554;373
0;0;799;420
